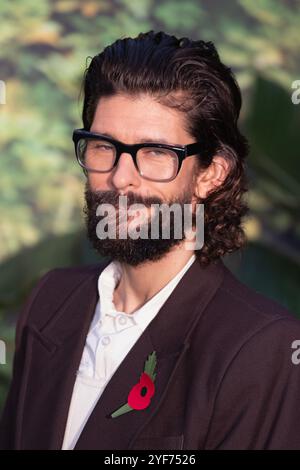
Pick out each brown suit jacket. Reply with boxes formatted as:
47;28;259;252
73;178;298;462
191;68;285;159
1;257;300;450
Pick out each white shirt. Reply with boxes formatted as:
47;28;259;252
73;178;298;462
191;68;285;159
62;253;196;449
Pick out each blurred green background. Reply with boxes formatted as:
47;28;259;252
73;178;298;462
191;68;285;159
0;0;300;411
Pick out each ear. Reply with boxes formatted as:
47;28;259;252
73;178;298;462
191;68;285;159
193;156;230;200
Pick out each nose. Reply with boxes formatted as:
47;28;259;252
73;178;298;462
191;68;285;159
111;152;141;192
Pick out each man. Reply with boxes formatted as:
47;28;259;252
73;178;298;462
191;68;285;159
1;30;300;450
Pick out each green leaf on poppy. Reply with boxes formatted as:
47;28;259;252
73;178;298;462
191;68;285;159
111;402;134;418
144;351;157;382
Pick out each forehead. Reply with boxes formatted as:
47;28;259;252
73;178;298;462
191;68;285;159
90;93;191;145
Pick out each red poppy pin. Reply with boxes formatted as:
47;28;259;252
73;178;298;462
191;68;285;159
110;351;157;418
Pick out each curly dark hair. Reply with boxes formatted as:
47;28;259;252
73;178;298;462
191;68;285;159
80;30;250;266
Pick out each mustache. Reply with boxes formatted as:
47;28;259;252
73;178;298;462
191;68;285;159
84;188;166;210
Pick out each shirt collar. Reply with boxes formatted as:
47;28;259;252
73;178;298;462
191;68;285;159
97;253;196;327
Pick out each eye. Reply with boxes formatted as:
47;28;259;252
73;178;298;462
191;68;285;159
146;149;166;156
98;144;113;150
91;143;113;151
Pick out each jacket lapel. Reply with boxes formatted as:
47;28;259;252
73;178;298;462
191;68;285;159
17;257;225;449
16;264;104;449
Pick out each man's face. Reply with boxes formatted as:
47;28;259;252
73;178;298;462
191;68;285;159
84;93;200;266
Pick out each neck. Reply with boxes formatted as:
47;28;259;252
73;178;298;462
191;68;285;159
113;245;195;314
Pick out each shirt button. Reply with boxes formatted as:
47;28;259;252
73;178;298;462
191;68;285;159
118;315;127;325
101;336;111;346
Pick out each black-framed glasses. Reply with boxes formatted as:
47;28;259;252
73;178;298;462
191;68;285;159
72;128;205;182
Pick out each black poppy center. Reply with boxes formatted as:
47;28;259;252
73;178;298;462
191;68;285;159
140;386;148;397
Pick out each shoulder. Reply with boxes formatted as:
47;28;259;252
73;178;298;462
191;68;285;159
217;267;300;373
15;259;111;348
220;263;295;320
25;260;110;305
212;261;299;331
192;261;300;370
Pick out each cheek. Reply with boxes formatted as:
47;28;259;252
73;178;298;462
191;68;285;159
178;159;198;187
88;173;111;191
148;182;174;201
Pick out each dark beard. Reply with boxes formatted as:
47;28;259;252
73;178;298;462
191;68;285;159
83;181;196;266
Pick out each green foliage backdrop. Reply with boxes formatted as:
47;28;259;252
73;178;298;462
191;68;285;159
0;0;300;410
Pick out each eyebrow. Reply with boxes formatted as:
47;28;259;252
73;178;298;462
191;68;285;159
93;131;177;146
